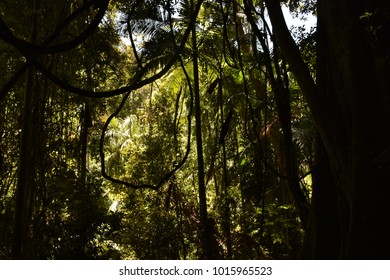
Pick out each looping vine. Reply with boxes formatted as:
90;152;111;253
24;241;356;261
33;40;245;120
99;2;198;189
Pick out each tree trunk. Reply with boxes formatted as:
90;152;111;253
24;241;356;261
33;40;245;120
266;0;390;258
74;100;91;259
301;133;342;259
12;0;40;259
272;58;310;229
218;77;232;259
12;66;37;259
190;0;219;259
318;0;390;259
243;1;309;229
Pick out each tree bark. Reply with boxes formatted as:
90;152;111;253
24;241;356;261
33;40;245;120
12;66;37;259
190;0;219;259
272;59;310;229
266;0;390;258
218;77;232;259
12;0;40;259
319;0;390;259
301;133;342;259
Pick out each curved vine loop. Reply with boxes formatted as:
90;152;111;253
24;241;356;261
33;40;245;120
99;1;198;189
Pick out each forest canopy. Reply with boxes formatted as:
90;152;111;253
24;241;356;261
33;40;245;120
0;0;389;259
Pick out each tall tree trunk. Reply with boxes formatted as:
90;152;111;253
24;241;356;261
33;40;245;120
273;57;310;229
79;100;91;187
317;0;390;259
12;0;40;259
12;66;36;259
218;77;232;259
243;0;309;229
266;0;390;258
74;100;91;259
301;133;342;259
190;0;217;259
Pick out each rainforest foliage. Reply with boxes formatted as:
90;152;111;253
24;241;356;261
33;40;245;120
1;0;389;259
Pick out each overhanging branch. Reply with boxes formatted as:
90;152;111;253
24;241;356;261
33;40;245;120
4;0;204;99
0;0;108;54
0;0;102;100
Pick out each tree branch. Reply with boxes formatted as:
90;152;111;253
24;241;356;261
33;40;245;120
264;0;325;128
14;0;204;99
0;0;98;100
0;0;108;54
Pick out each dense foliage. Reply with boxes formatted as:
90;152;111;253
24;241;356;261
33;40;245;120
1;0;389;259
